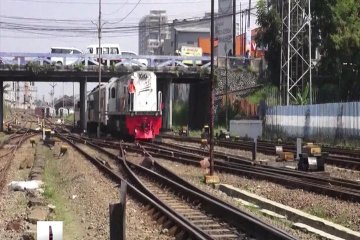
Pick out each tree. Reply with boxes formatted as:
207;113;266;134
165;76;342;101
312;0;360;102
255;0;282;86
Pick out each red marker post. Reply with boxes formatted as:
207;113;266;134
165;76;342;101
49;225;53;240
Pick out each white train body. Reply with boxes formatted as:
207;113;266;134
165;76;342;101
87;71;162;139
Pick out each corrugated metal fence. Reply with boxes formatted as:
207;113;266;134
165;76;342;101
265;102;360;141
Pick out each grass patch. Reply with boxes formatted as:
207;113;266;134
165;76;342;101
41;145;81;238
304;205;329;219
64;113;74;124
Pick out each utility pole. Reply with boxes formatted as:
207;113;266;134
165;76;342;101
225;44;229;130
232;0;236;56
97;0;102;138
73;81;75;127
248;0;251;28
158;12;161;54
62;82;65;120
209;0;215;176
244;9;247;56
49;83;57;109
240;4;242;55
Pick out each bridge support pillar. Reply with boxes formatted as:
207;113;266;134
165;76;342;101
188;81;210;129
80;78;87;132
159;80;173;131
0;80;3;132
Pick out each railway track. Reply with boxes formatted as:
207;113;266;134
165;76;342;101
160;134;360;170
0;125;36;191
59;133;296;240
68;136;360;202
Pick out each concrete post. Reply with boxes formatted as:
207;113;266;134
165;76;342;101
80;78;87;132
0;80;3;132
161;80;172;130
252;139;257;161
296;138;302;160
169;83;173;129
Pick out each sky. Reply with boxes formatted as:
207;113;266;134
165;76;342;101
0;0;259;102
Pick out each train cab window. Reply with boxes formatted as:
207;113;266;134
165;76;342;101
103;48;109;54
108;88;111;99
111;87;116;98
110;48;119;54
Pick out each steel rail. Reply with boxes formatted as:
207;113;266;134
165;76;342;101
160;134;360;170
57;134;211;240
119;141;360;203
141;142;360;192
65;135;360;193
64;134;296;240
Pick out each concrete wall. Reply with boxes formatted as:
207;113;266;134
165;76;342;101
230;120;263;139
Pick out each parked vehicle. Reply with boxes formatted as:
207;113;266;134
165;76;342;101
50;47;83;65
86;44;148;67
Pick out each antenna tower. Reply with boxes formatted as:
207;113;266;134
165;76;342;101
280;0;312;105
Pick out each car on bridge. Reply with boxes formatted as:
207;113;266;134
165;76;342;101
50;47;83;65
87;44;148;67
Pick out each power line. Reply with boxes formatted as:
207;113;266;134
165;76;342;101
10;0;208;5
110;0;142;24
0;6;259;40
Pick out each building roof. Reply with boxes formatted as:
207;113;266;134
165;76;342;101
174;27;209;33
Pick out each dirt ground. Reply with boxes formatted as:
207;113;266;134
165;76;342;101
0;135;36;239
0;136;172;240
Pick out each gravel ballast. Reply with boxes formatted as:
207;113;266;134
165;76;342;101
154;156;360;239
63;140;172;240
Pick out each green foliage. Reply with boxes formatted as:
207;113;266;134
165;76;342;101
293;83;310;105
215;102;238;126
73;63;85;72
255;0;282;86
6;64;18;71
172;100;188;126
312;0;360;102
246;85;279;106
25;61;55;75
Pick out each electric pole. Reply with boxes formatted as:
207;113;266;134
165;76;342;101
232;0;236;56
49;83;57;110
73;81;75;127
248;0;251;28
62;82;65;120
209;0;215;176
97;0;102;138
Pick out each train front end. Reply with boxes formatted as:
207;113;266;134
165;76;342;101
125;71;162;140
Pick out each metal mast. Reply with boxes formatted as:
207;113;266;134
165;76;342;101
280;0;312;105
97;0;102;138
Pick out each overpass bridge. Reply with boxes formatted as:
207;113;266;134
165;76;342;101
0;52;255;132
0;52;216;132
0;52;212;83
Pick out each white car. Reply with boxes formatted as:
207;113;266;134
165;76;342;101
120;51;148;67
50;47;83;65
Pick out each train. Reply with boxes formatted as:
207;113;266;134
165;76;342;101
35;106;55;118
86;71;163;140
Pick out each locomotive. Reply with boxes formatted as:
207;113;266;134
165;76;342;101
87;71;163;140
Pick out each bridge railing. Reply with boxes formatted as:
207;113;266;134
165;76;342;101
0;52;210;67
0;52;259;73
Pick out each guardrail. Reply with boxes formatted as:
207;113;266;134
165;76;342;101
0;52;256;71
